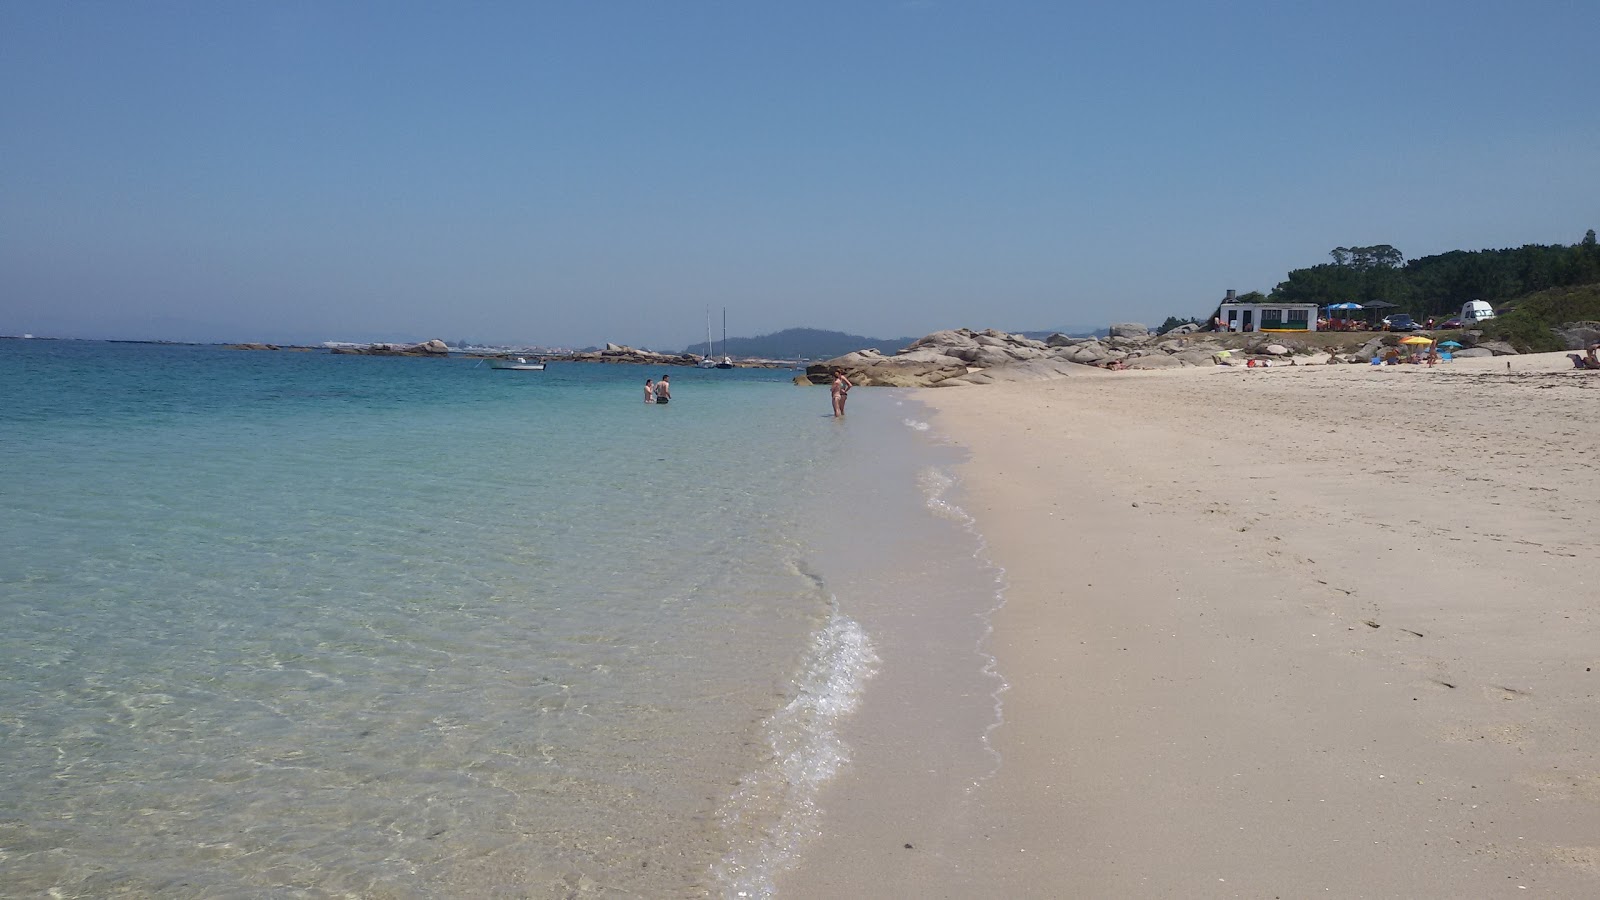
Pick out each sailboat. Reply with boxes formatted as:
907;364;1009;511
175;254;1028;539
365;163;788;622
715;308;735;368
698;308;735;368
698;309;718;368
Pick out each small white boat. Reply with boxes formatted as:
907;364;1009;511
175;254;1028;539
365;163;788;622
488;356;546;371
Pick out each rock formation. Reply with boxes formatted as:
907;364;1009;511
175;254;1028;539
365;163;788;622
329;339;451;356
810;320;1533;388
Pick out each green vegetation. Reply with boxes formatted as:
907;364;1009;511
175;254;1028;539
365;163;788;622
1267;230;1600;320
1479;283;1600;352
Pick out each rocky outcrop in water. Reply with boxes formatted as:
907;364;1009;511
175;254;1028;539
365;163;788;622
562;343;700;365
330;339;451;356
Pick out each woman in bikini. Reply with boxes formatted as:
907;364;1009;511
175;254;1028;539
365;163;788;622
830;368;853;417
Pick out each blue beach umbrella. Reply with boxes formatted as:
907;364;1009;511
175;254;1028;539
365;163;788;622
1438;340;1463;348
1326;301;1365;329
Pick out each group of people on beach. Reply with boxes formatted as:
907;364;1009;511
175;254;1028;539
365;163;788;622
643;374;670;404
1568;344;1600;370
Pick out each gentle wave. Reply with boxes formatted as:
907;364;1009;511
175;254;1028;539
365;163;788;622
710;599;879;899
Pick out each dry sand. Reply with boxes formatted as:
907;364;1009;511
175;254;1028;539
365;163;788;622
784;351;1600;897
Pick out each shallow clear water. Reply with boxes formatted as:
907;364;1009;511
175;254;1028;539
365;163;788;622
0;340;996;897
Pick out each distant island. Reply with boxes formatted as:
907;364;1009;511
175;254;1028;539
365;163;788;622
681;327;921;361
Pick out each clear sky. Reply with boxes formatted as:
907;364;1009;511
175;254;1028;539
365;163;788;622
3;1;1596;347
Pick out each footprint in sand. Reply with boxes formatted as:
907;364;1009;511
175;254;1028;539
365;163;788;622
1439;722;1531;746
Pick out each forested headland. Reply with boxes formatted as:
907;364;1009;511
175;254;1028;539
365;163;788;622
1264;229;1600;319
1196;229;1600;351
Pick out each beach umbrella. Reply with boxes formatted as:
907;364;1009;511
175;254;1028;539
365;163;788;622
1400;336;1434;345
1438;340;1463;348
1326;302;1364;330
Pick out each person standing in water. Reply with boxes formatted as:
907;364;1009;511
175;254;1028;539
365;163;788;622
654;373;671;404
644;378;655;403
830;368;852;417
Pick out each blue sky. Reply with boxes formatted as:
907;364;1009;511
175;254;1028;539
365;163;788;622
3;1;1595;347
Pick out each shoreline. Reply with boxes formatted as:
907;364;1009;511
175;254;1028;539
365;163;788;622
790;352;1599;896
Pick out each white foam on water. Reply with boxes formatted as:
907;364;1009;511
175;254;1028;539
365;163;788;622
710;600;879;899
916;462;1009;785
901;417;931;431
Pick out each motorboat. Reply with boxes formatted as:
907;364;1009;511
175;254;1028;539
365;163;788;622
488;356;546;371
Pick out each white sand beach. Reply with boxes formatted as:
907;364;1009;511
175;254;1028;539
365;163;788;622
786;351;1600;897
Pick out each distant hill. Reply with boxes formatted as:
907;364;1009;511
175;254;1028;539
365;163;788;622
685;327;920;361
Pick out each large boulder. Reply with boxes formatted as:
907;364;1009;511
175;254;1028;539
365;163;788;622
901;329;978;353
1059;342;1120;365
1045;332;1086;347
1556;322;1600;349
1123;354;1186;369
1264;343;1290;356
1170;348;1222;366
827;349;886;367
1452;347;1495;358
958;346;1028;368
1161;322;1203;336
816;351;968;387
853;361;970;387
893;347;970;367
935;358;1103;386
1109;322;1149;338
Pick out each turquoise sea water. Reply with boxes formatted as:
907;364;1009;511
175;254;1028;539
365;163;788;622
0;341;1000;898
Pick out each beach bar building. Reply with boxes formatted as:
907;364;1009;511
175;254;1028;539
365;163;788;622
1215;292;1320;333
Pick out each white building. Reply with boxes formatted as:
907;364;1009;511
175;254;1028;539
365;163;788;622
1216;301;1320;333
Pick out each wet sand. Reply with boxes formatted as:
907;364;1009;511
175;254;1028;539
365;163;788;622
784;351;1600;897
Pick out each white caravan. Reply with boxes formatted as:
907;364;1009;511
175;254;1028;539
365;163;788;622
1460;300;1496;325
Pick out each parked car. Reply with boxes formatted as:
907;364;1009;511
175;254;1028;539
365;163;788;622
1439;317;1464;329
1382;314;1422;332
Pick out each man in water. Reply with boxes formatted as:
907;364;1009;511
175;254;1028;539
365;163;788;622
654;374;671;404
